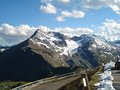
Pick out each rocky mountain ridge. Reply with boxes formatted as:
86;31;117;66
0;29;120;81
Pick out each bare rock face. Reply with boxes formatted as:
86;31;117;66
0;29;120;82
72;34;120;68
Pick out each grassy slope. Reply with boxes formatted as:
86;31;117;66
0;81;27;90
89;66;103;90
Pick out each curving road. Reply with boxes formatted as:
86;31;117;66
31;76;80;90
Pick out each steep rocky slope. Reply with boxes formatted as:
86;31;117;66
0;29;120;81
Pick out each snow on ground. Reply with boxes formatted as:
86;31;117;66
36;42;50;48
60;40;79;56
94;38;112;49
0;49;5;52
65;40;79;55
60;47;69;56
95;61;116;90
104;61;115;70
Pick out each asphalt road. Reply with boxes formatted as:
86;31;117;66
31;76;80;90
112;70;120;90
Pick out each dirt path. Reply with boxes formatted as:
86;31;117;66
31;76;80;90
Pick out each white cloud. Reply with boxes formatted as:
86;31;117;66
56;16;65;22
0;23;94;45
0;24;36;36
58;0;70;3
0;22;113;45
110;4;120;15
1;19;120;45
81;0;120;15
40;3;57;14
61;11;71;17
38;26;52;32
71;10;85;18
54;27;93;37
96;19;120;41
56;10;85;22
40;0;120;22
41;0;53;4
0;24;37;45
55;19;120;41
61;10;85;18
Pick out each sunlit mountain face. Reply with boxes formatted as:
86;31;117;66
0;0;120;85
0;29;120;81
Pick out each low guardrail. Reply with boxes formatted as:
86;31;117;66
12;71;81;90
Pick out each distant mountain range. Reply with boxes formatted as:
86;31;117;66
0;29;120;82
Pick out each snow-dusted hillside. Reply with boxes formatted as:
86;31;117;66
95;61;115;90
28;29;80;67
28;29;120;68
30;29;79;56
72;34;120;66
0;29;120;82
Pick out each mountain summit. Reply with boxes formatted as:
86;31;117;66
0;29;120;81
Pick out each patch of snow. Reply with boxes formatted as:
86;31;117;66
95;61;115;90
60;47;69;56
98;70;114;81
50;36;62;42
101;54;106;57
95;80;115;90
36;42;50;48
0;49;5;52
104;52;112;55
92;44;97;48
88;47;92;51
65;40;79;55
59;40;79;56
34;30;62;46
94;38;112;49
104;61;115;70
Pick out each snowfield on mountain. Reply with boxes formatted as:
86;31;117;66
0;29;120;81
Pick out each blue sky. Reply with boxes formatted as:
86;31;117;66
0;0;120;45
0;0;120;28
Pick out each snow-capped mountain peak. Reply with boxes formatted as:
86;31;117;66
73;34;116;50
29;29;79;56
1;29;120;82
